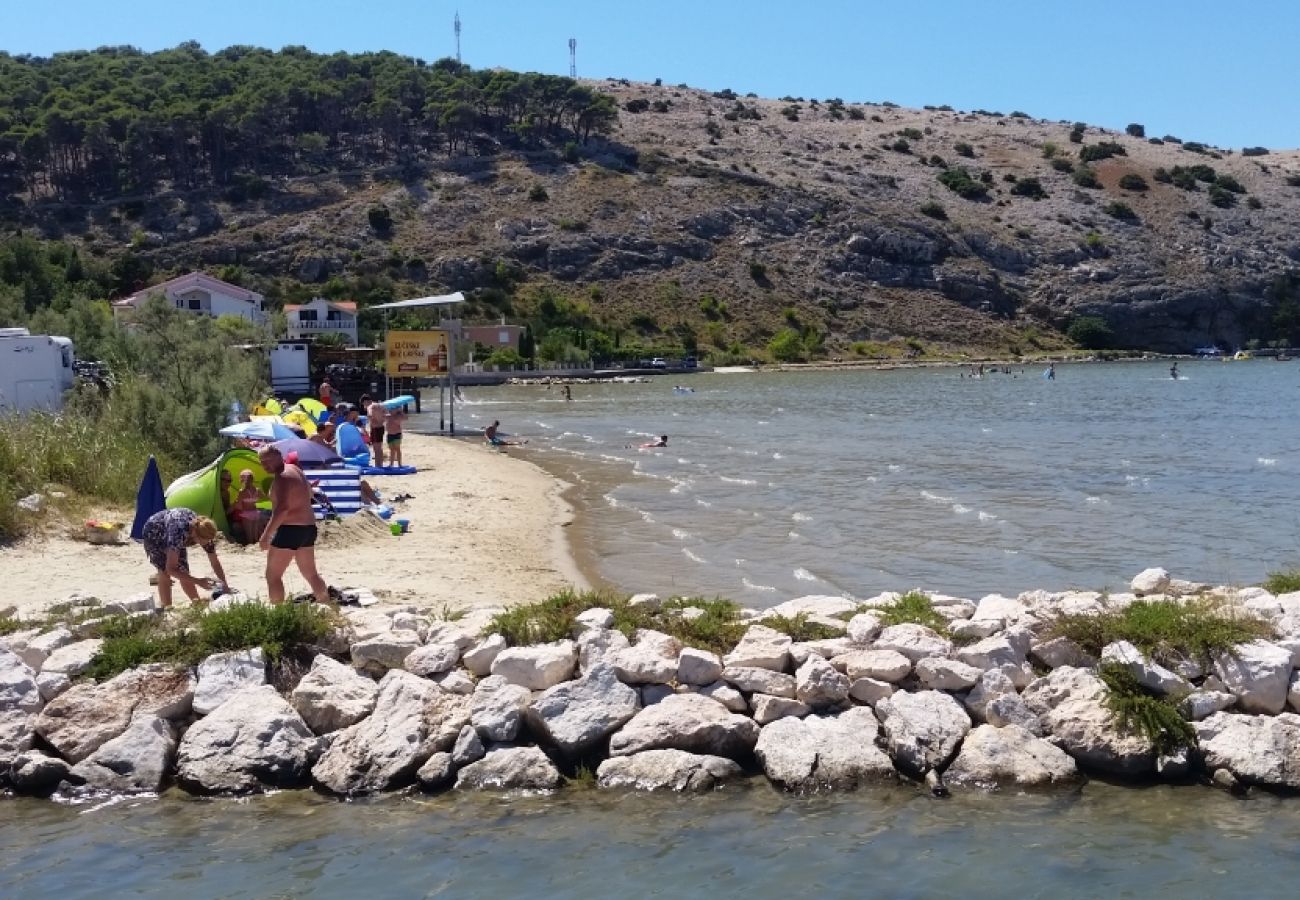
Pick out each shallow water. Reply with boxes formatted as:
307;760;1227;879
447;361;1300;603
4;782;1300;898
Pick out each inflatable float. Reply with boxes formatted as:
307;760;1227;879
383;394;415;410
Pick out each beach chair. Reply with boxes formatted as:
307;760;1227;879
308;466;364;519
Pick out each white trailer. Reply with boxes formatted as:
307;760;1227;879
0;328;75;415
269;340;312;398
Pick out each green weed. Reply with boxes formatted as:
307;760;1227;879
1099;663;1197;754
878;591;950;634
1264;569;1300;595
1048;598;1271;666
0;616;24;636
758;612;843;642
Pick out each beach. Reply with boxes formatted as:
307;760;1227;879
1;432;586;617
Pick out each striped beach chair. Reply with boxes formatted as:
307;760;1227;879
308;466;364;519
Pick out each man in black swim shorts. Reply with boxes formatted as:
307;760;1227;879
259;445;332;605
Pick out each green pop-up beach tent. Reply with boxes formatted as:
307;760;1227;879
165;448;273;538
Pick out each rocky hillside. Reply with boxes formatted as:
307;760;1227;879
19;74;1300;355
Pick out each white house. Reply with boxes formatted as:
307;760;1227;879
285;298;359;345
112;272;265;324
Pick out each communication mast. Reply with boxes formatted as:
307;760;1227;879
454;11;462;63
569;38;577;78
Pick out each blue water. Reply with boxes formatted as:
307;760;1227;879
451;361;1300;603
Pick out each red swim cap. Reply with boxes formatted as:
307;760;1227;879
286;451;300;465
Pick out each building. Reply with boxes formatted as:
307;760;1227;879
285;298;359;345
112;272;265;324
462;323;523;354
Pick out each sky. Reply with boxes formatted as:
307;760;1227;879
3;0;1297;149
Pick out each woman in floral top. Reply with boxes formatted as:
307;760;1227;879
141;508;229;609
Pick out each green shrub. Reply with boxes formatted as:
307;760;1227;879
1099;663;1196;754
1247;195;1263;209
847;107;865;121
891;138;911;154
1265;569;1300;594
1118;173;1148;191
768;327;806;362
528;184;549;202
0;616;24;636
1242;147;1270;157
1287;174;1300;187
1183;141;1208;154
367;205;393;234
1079;142;1127;163
1010;177;1048;199
1126;123;1145;138
1049;598;1272;665
937;166;990;199
624;98;650;113
655;598;747;654
954;142;975;158
749;261;768;282
1104;201;1139;221
758;612;843;642
1153;168;1172;183
1214;174;1246;193
1207;184;1236;208
561;141;581;163
556;217;588;232
1051;158;1075;173
1066;315;1114;349
486;589;621;646
1069;125;1085;144
1041;142;1059;159
1072;166;1100;188
899;128;924;140
878;591;949;633
919;201;948;220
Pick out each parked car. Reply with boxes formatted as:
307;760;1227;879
683;356;698;369
649;357;667;369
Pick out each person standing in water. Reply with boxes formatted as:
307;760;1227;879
258;445;332;605
1046;363;1056;380
1170;362;1179;380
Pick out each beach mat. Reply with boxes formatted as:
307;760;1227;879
346;465;418;476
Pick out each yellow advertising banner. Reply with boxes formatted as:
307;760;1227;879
386;330;449;376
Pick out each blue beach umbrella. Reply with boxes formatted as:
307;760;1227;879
130;455;166;541
219;419;298;441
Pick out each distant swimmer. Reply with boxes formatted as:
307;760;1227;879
485;420;528;447
1045;363;1056;381
634;435;668;448
563;385;572;401
1170;362;1179;380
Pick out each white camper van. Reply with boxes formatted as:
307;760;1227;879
0;328;75;414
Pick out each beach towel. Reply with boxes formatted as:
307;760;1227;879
310;467;364;519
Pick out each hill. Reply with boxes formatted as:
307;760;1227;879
4;45;1300;360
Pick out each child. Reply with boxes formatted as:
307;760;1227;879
232;469;267;545
386;406;406;467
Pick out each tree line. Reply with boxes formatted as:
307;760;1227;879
0;44;620;207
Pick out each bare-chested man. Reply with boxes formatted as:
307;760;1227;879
258;445;331;605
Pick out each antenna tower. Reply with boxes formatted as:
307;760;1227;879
454;11;462;63
568;38;577;78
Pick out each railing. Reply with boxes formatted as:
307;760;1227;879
292;319;355;330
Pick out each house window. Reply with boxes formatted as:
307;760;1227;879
498;331;510;344
327;310;343;321
299;310;318;322
188;295;202;310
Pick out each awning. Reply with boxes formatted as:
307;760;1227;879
369;292;466;311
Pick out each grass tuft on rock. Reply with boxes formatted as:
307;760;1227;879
1048;598;1272;666
1099;662;1197;754
758;612;843;642
877;591;950;634
1263;569;1300;595
0;615;22;637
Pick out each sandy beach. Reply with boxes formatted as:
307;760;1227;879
1;432;586;618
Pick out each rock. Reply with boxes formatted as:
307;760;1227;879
612;637;679;686
951;619;1003;642
1031;637;1094;670
795;654;851;708
35;665;193;763
416;752;455;791
597;749;743;792
470;675;532;742
19;627;72;670
874;624;953;662
490;641;577;690
945;724;1081;789
39;639;103;678
575;607;615;631
766;595;860;619
450;724;486;768
36;672;71;703
956;635;1027;671
628;593;661;611
1100;641;1190;697
0;708;34;771
984;694;1045;736
350;630;421;672
694;680;747;713
609;693;760;760
964;669;1017;723
70;715;176;794
971;594;1026;624
755;707;897;790
1157;748;1192;779
577;628;631;672
462;634;506;677
677;648;724;686
422;623;477;653
751;693;812;725
1183;690;1238;720
1196;712;1300;789
723;625;792;671
1213;641;1294;714
803;638;855;659
390;612;431;639
0;648;42;713
194;649;267;716
848;677;895;706
1131;567;1171;596
1021;667;1157;776
455;746;563;790
876;690;971;775
289;655;379;734
833;649;912;683
845;613;882;645
405;643;462;677
722;666;796;698
641;684;674;706
177;686;318;793
525;662;640;759
435;670;475;695
312;671;470;795
915;658;983;691
9;750;70;795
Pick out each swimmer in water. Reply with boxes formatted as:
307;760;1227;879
628;435;668;448
1170;362;1179;380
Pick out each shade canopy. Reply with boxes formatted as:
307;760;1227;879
220;419;298;440
368;292;465;311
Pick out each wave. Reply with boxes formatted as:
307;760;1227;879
671;528;693;541
788;531;801;540
682;548;708;564
720;476;758;486
741;577;778;593
793;567;819;582
792;512;813;522
887;464;902;472
1258;457;1278;466
773;452;784;460
952;503;972;515
978;511;998;522
694;498;713;508
921;490;954;504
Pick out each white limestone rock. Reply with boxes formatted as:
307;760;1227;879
70;714;176;794
876;690;971;775
971;594;1027;625
677;647;724;686
416;752;455;791
1021;666;1157;776
1100;641;1190;697
950;619;1003;642
795;654;850;708
1183;690;1238;721
964;669;1017;724
0;708;35;773
612;636;679;686
311;670;470;795
874;624;953;663
470;675;532;742
723;624;792;671
755;707;897;790
832;649;912;683
525;662;640;759
956;632;1030;672
289;654;379;734
405;642;462;677
1131;567;1171;596
722;666;796;698
462;634;506;677
454;745;563;790
1030;636;1094;670
450;724;486;768
0;648;42;714
490;640;577;690
751;693;812;725
19;627;73;671
177;686;318;794
1197;711;1300;789
9;750;71;795
194;649;267;716
766;595;860;619
945;724;1081;789
915;658;984;691
577;627;631;673
596;749;743;792
844;613;883;645
423;623;477;653
350;630;421;672
1212;640;1294;715
574;607;615;631
36;671;71;703
848;677;895;706
694;680;748;713
984;693;1046;736
608;693;760;760
39;639;103;679
435;670;476;695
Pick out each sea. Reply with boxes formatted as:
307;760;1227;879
9;359;1300;898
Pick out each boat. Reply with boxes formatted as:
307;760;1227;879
1233;350;1253;361
1194;346;1222;358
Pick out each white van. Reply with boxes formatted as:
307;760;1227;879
0;328;75;414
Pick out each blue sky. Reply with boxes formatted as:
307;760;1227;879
3;0;1296;148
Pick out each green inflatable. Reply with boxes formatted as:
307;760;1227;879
165;448;273;538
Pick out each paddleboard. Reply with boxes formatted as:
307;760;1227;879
383;395;415;410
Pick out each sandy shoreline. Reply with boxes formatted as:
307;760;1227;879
1;432;587;618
